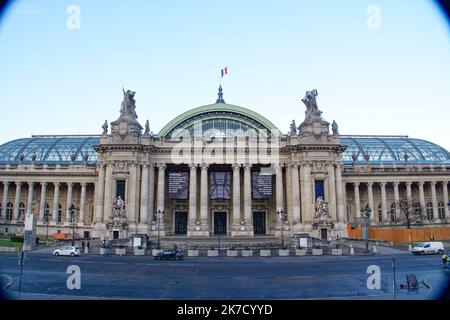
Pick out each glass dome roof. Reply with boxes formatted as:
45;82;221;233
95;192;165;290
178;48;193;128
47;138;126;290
0;135;448;165
341;136;450;164
0;136;100;164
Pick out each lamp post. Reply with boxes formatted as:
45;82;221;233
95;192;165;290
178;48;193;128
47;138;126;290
68;204;80;246
157;209;164;249
277;209;285;248
44;211;52;246
360;204;372;253
217;219;221;252
447;200;450;219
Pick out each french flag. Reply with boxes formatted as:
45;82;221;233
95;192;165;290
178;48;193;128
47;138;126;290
221;67;228;78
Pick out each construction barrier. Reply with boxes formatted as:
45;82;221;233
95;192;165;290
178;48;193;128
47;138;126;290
347;224;450;243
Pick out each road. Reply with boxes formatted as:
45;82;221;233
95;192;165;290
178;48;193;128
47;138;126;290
0;251;449;300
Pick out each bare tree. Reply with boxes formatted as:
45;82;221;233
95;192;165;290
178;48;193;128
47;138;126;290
392;198;426;229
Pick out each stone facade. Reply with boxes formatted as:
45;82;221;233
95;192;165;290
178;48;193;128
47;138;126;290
0;88;449;241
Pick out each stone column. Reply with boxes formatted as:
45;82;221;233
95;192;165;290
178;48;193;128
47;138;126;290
299;164;306;224
95;163;106;223
291;164;300;223
354;182;361;218
13;182;22;222
25;182;34;216
200;164;209;230
367;182;374;223
335;164;345;223
406;182;413;204
431;181;439;222
128;163;139;223
303;164;313;223
1;182;9;220
39;182;47;222
52;182;60;223
243;164;252;228
156;164;166;211
393;182;400;219
232;163;241;227
380;182;387;222
419;181;426;217
148;164;155;222
443;182;449;220
102;163;113;222
65;182;73;223
140;164;149;224
286;164;293;224
327;164;337;221
189;164;198;226
275;165;284;213
79;182;86;225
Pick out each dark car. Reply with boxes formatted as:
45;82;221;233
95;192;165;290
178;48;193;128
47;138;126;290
153;249;184;260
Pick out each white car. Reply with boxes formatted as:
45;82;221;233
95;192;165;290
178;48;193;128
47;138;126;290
412;242;444;255
53;246;81;257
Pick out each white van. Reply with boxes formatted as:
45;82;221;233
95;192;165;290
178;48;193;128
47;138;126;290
412;242;444;255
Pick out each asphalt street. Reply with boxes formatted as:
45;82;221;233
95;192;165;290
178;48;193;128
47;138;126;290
0;251;449;300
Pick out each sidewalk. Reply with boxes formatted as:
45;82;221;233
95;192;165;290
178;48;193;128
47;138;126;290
346;240;408;255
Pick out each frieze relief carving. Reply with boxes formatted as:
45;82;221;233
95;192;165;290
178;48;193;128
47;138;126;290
114;162;129;173
312;162;326;173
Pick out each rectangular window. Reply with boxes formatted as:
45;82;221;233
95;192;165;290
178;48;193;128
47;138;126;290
116;180;126;201
210;172;231;200
315;180;325;200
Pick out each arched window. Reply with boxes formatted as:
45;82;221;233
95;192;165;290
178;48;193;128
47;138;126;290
57;203;63;223
390;203;396;222
6;202;13;220
18;202;26;220
438;201;446;220
378;203;382;222
426;202;434;221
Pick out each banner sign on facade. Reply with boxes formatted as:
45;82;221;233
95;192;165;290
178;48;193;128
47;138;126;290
210;171;231;200
252;172;273;199
168;172;189;199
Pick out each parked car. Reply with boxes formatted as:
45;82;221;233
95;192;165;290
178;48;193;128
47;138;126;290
412;242;444;255
152;249;184;260
53;246;81;257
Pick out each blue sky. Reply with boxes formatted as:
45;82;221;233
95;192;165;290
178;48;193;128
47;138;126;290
0;0;449;150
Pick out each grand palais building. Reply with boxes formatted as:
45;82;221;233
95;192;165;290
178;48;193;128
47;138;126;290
0;88;449;243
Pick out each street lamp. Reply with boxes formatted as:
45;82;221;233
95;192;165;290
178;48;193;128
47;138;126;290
68;204;80;246
43;211;52;245
447;200;450;218
360;204;372;253
157;209;165;249
217;219;221;252
277;209;285;248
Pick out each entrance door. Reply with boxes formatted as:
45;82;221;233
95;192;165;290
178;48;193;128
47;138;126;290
175;212;188;235
214;212;227;235
253;212;266;235
321;228;328;240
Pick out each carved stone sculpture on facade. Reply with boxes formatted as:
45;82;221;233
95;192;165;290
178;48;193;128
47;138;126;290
102;120;108;135
106;196;128;231
301;89;322;123
313;196;333;228
110;88;143;138
144;120;150;136
119;89;138;122
112;196;125;218
332;120;339;135
289;120;297;135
